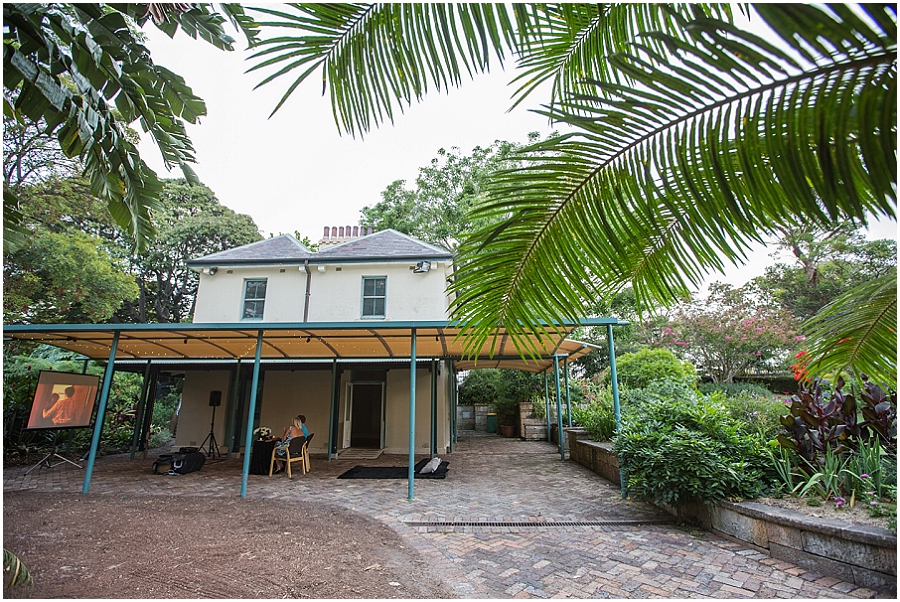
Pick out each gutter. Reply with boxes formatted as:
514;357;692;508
303;260;312;321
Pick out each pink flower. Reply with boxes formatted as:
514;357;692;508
860;474;870;479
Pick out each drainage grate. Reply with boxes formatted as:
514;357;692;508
405;518;673;528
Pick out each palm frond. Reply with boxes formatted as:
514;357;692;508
508;3;735;111
245;3;518;136
801;272;897;386
450;5;896;354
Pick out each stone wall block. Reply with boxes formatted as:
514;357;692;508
765;522;803;549
769;542;855;583
709;506;769;547
802;531;897;575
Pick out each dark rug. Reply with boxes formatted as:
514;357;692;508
337;458;449;479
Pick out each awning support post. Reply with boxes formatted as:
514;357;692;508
408;328;417;501
544;373;551;442
449;362;456;452
130;360;153;460
564;356;572;428
430;359;437;458
83;331;119;493
240;330;264;498
607;324;626;499
328;359;339;461
225;361;241;458
553;356;565;460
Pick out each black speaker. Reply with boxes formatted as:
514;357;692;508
209;391;222;407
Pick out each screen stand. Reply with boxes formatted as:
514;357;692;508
25;446;83;475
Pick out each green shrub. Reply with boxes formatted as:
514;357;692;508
713;391;789;442
698;381;772;398
607;348;696;389
614;391;774;507
571;393;616;441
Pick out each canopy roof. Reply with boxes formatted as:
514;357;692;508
4;319;624;373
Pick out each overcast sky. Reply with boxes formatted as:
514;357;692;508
137;8;895;293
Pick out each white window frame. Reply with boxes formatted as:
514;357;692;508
361;276;387;319
241;278;267;320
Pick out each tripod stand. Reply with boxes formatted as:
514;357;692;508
25;431;83;475
199;402;222;458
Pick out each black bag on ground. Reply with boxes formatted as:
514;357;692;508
153;451;205;475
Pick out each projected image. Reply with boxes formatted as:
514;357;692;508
26;371;99;430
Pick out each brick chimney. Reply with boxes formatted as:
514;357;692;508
318;224;372;249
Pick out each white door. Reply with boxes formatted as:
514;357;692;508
342;383;352;448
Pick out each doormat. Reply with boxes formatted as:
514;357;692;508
338;448;384;460
337;459;449;479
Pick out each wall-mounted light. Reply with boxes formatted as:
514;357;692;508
413;261;431;273
204;267;218;275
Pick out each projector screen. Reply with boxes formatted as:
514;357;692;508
26;371;99;430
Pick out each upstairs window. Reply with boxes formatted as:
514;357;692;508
242;279;267;320
361;276;386;318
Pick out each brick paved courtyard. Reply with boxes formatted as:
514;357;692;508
3;431;887;598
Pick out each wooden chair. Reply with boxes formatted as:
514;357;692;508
268;435;307;478
301;433;314;473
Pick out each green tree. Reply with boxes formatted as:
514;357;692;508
3;3;259;253
753;225;897;321
3;230;138;324
361;138;534;250
116;179;262;323
246;4;896;384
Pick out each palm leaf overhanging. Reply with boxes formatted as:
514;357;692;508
800;273;897;386
245;3;896;376
448;4;896;364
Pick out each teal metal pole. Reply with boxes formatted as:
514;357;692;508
564;356;572;428
607;324;626;498
554;356;564;460
448;362;455;452
408;328;417;501
544;373;551;442
430;359;437;457
329;359;338;461
225;361;241;459
130;360;153;460
240;330;264;498
83;332;119;493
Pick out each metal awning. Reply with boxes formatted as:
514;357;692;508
3;319;622;372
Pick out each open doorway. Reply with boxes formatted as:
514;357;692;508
347;382;384;449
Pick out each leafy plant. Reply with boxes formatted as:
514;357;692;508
604;348;696;389
615;391;774;507
797;447;853;501
859;377;898;443
3;548;32;587
776;379;857;469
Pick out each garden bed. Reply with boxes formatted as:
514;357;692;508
567;432;897;594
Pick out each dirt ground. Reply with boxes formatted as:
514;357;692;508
3;490;451;599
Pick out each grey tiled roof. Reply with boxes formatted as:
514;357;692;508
315;229;452;261
189;230;451;266
188;234;313;265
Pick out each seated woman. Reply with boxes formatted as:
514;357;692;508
273;415;307;473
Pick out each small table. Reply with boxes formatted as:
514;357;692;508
250;439;279;475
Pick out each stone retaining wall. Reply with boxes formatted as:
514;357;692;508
567;435;896;594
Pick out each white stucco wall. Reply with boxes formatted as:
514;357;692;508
193;266;307;323
174;370;232;452
192;261;452;324
307;262;451;322
177;362;452;456
258;370;332;453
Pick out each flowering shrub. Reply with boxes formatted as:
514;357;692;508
658;283;800;383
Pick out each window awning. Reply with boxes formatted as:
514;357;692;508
4;319;624;373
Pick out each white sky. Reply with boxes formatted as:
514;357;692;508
137;8;895;293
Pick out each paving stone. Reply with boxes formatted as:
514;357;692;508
4;430;889;599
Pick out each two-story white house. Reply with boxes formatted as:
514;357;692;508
176;226;456;457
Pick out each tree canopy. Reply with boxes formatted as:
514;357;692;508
3;3;259;253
